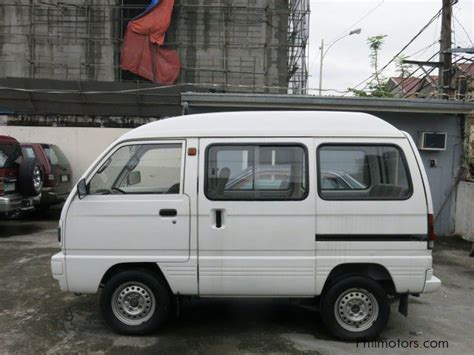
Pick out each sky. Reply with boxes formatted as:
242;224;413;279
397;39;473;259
307;0;474;95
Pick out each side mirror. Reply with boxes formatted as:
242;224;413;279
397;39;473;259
127;171;141;186
77;179;88;199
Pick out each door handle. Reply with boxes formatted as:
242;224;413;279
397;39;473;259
159;209;177;217
215;210;222;228
214;209;225;228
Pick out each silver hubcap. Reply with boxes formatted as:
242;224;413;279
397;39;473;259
33;167;42;190
111;282;156;326
334;288;379;332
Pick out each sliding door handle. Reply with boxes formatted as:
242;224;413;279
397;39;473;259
159;209;177;217
215;210;222;228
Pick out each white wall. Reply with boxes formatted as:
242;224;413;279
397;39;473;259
0;126;130;183
455;181;474;242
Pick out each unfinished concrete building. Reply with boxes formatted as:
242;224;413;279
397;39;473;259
0;0;309;94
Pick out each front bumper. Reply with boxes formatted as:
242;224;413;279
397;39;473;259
423;269;441;293
0;194;40;213
51;252;68;291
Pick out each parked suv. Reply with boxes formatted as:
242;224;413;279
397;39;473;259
0;135;43;214
21;143;72;207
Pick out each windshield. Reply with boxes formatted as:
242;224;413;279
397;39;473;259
0;143;21;168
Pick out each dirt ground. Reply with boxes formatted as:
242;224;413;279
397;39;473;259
0;210;473;354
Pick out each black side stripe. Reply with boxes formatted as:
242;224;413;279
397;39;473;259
316;234;427;242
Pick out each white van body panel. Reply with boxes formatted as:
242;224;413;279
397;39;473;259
403;131;434;214
62;139;199;294
197;138;316;296
314;137;428;234
52;111;440;297
314;136;431;294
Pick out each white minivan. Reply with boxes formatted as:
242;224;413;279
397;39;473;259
51;111;441;340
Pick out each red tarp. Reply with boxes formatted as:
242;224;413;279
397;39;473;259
120;0;180;85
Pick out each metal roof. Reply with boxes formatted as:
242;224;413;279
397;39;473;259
182;93;474;115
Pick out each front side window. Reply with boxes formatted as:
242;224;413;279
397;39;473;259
89;143;182;195
318;145;412;200
206;145;307;200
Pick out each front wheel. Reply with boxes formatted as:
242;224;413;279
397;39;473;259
100;269;172;335
321;276;390;340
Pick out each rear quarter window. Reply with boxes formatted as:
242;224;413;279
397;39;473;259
42;145;69;166
318;144;413;200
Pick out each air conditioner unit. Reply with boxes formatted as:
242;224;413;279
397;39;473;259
419;132;447;151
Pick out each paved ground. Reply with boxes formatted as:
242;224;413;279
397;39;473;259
0;210;473;354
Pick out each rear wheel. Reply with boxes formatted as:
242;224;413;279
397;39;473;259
321;276;390;340
100;269;171;335
18;158;43;196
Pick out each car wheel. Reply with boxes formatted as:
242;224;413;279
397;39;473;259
321;276;390;341
18;158;43;196
100;269;171;335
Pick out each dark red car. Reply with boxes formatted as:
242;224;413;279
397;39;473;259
21;143;73;207
0;135;43;215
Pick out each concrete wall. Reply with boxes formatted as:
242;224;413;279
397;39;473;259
168;0;289;93
0;0;118;81
377;113;463;236
455;181;474;241
0;126;130;183
0;0;293;92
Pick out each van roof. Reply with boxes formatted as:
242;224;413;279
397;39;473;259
121;111;405;140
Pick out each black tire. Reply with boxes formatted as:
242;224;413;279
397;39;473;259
18;158;43;196
321;276;390;341
100;269;172;335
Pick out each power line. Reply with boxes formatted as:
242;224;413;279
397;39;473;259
329;0;385;43
453;14;473;45
407;40;439;58
349;4;446;93
392;55;469;99
388;50;440;95
0;82;351;95
309;0;384;72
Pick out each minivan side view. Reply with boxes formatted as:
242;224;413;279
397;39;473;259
51;111;441;340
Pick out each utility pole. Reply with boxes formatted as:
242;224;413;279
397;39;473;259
440;0;454;99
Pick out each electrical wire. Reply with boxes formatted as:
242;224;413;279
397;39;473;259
348;4;446;93
453;15;473;45
0;82;352;95
406;40;439;59
388;50;440;95
309;0;385;72
328;0;385;43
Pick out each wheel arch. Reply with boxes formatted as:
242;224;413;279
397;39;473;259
321;263;397;296
99;262;173;295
